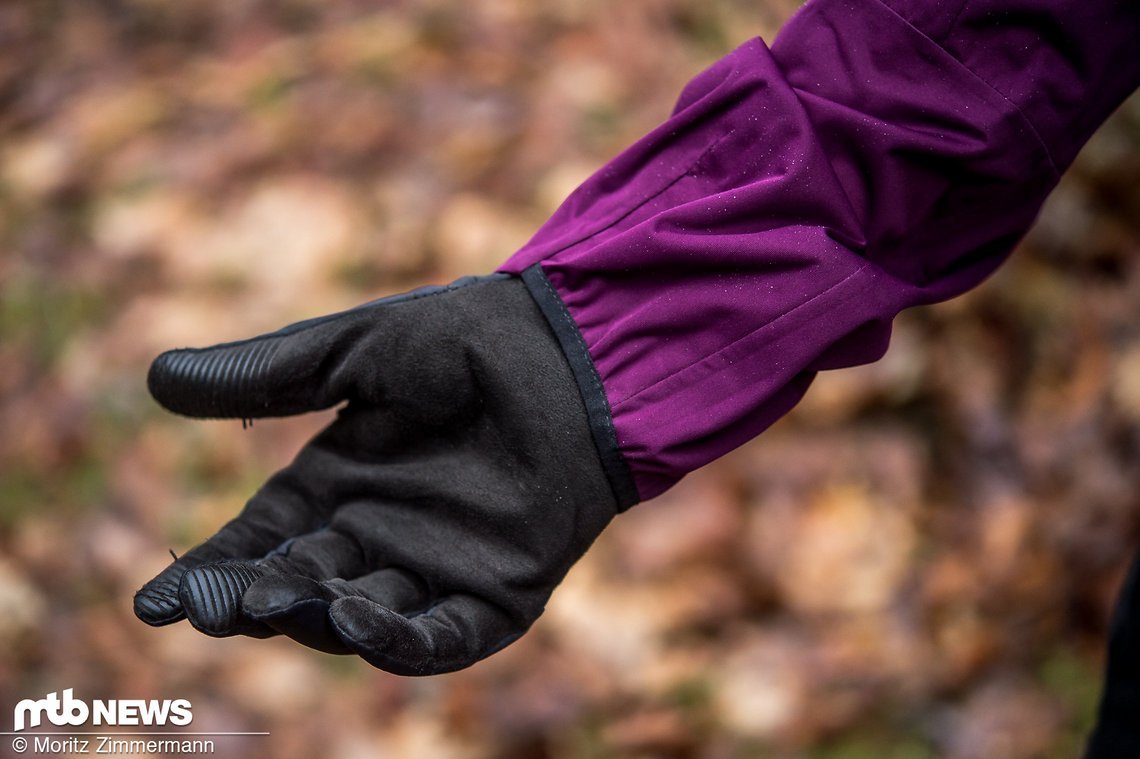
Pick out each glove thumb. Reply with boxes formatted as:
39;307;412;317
148;306;372;419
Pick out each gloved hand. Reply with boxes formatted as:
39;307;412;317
134;274;620;675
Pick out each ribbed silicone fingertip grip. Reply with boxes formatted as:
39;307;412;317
148;339;281;418
179;563;266;636
134;576;184;626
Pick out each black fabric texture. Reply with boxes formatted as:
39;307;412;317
520;264;639;511
135;275;618;675
1085;547;1140;758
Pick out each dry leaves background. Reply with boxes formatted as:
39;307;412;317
1;1;1138;757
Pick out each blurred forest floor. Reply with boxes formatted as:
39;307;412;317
1;1;1138;757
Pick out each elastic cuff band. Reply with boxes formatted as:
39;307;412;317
520;264;640;510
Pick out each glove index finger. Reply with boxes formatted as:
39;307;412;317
133;543;230;627
134;474;325;628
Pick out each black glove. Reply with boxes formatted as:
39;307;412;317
134;274;621;675
1085;548;1140;758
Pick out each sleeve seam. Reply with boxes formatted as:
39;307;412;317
532;128;737;262
611;258;875;410
868;0;1062;178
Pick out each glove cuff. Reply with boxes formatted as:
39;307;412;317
520;264;639;511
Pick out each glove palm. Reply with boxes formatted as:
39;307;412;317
134;276;617;675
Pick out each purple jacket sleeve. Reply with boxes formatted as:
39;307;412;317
498;0;1140;506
